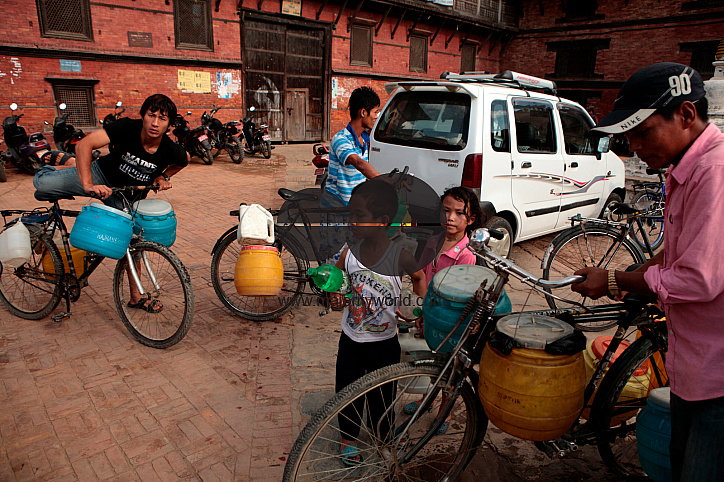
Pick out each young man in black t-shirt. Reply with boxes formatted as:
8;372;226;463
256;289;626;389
33;94;189;313
34;94;189;210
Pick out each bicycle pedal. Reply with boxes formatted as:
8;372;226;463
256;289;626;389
52;312;71;323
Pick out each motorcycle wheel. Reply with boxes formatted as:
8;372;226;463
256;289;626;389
196;144;214;165
241;137;254;156
227;137;243;164
29;154;44;173
262;140;271;159
0;162;6;182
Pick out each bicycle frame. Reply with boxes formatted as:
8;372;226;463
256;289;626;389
570;210;657;260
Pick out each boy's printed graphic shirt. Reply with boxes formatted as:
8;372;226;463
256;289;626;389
341;248;402;343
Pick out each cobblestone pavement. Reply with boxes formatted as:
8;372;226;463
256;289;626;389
0;145;618;481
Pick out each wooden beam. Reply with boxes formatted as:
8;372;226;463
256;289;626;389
477;30;494;54
459;25;475;50
390;9;406;40
406;13;422;42
488;32;502;55
445;24;458;49
375;5;392;37
332;0;350;31
316;0;329;20
538;0;544;15
257;0;264;10
430;19;444;45
215;0;222;12
498;33;513;56
236;0;243;11
347;0;366;32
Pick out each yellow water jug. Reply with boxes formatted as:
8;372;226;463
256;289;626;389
234;245;283;296
42;245;87;276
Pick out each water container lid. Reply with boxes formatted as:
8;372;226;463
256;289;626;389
133;199;173;216
89;202;132;220
648;387;671;410
241;245;278;252
431;265;496;302
496;314;573;349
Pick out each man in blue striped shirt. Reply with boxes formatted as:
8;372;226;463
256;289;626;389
319;87;383;262
323;86;383;206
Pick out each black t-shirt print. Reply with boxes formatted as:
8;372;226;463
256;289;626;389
98;117;188;187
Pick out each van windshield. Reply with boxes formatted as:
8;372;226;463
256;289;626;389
374;91;470;151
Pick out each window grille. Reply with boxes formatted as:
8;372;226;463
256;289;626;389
681;41;719;80
37;0;92;41
52;84;96;128
174;0;213;51
461;44;476;73
548;39;610;78
350;25;372;67
409;35;428;73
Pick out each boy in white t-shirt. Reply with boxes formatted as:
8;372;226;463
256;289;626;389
333;179;426;466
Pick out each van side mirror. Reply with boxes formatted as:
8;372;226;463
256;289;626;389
595;136;610;160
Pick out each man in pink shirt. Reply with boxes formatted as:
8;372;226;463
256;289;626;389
572;63;724;481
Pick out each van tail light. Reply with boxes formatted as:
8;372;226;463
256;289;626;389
462;153;482;198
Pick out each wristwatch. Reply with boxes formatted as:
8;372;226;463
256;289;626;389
161;173;170;182
607;270;620;298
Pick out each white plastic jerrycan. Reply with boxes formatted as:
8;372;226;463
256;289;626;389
0;221;33;268
237;204;275;245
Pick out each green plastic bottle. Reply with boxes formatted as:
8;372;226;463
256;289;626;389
307;264;351;295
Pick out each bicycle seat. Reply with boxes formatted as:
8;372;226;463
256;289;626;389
34;191;75;202
645;168;666;176
278;188;318;202
610;202;639;216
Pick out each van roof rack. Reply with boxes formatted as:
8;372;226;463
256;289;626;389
440;70;557;95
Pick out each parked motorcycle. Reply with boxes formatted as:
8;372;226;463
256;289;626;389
102;101;125;126
52;103;87;154
312;143;329;189
240;106;272;159
172;111;214;165
2;103;53;173
201;105;243;164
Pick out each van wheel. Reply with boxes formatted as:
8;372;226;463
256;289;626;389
485;216;513;259
600;192;623;221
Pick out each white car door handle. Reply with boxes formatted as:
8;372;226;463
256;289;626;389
521;162;532;168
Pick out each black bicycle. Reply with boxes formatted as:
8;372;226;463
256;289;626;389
630;167;665;251
283;228;669;481
0;186;194;348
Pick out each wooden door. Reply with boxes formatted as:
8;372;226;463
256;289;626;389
285;89;307;141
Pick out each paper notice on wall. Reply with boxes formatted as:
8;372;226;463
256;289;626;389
178;70;194;91
194;71;211;93
281;0;301;16
216;71;241;99
331;78;338;109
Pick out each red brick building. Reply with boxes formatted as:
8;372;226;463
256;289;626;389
503;0;724;120
0;0;516;142
2;0;720;143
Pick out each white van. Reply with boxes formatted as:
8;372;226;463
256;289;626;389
369;71;625;257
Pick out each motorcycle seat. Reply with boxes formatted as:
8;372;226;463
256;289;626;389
278;188;318;202
34;191;76;202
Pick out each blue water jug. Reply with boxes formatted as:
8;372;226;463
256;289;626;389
70;203;133;259
637;387;672;482
132;199;177;247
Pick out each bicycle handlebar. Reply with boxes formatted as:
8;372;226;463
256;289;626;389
468;228;585;289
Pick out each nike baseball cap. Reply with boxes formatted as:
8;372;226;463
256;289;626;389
594;62;706;134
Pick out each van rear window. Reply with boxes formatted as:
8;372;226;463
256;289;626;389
374;91;470;151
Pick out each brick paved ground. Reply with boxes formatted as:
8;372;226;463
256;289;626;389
0;146;619;481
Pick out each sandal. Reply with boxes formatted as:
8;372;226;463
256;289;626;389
127;298;163;314
340;443;362;467
436;420;450;435
403;401;433;416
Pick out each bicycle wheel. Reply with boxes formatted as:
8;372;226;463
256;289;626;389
590;330;669;478
0;228;63;319
542;225;646;320
630;190;664;252
283;362;486;481
113;240;194;349
210;227;307;321
228;137;243;164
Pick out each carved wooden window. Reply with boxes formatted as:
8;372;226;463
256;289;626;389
36;0;93;41
461;44;476;73
409;35;428;73
174;0;214;51
51;82;97;128
350;24;372;67
681;41;719;80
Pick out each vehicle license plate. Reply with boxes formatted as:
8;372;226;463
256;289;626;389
198;134;208;142
262;134;271;141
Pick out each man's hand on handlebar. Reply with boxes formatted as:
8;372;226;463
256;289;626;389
571;267;610;300
84;183;113;200
154;175;172;191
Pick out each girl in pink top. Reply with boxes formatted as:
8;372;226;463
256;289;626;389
404;186;484;433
